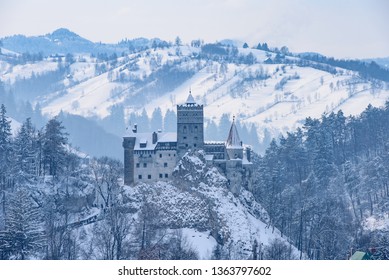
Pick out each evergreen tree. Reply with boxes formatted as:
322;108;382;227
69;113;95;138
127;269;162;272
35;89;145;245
13;118;38;183
0;188;45;259
0;104;13;175
138;109;150;133
150;107;163;132
163;109;177;132
103;104;125;136
248;124;260;151
262;43;269;51
42;117;68;176
218;113;231;141
205;120;218;141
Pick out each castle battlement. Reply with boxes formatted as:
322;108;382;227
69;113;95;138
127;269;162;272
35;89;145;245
177;104;203;110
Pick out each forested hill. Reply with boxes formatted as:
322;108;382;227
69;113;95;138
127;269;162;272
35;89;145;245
252;102;389;259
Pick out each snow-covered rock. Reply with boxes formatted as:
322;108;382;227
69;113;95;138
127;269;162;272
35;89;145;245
123;151;300;259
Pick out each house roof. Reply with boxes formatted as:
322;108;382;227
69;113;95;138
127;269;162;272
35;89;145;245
350;251;371;260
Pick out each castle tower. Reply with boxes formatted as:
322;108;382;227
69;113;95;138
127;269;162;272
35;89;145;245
225;116;243;160
122;126;137;185
177;92;204;157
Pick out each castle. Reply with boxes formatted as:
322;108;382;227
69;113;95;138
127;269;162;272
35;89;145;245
123;92;252;194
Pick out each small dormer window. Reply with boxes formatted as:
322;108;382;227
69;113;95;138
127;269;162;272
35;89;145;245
140;139;147;148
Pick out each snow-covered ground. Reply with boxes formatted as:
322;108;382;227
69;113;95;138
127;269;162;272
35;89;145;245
181;228;217;259
3;45;388;142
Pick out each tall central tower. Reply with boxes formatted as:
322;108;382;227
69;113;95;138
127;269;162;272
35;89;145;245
177;92;204;157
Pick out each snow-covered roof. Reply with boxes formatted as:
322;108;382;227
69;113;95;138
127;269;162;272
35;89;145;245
124;124;136;137
226;118;243;149
130;132;177;151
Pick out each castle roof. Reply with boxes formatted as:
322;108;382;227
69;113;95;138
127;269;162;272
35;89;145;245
226;118;243;149
186;92;196;104
127;132;177;151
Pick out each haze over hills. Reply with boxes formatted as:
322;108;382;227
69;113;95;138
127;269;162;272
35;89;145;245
0;28;167;56
1;28;388;158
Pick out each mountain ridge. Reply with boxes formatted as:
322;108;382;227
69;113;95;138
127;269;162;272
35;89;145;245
1;28;389;157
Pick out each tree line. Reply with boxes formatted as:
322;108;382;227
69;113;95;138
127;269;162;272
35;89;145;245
252;102;389;259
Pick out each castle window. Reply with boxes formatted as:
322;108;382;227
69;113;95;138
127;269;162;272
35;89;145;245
183;136;187;140
194;125;198;132
159;174;163;178
138;175;142;179
136;163;140;168
183;126;187;133
168;153;171;156
185;144;188;147
165;174;168;178
159;153;162;158
148;175;151;179
143;163;147;168
164;162;168;167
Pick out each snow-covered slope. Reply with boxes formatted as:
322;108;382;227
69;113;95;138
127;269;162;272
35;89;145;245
38;46;389;140
2;31;388;153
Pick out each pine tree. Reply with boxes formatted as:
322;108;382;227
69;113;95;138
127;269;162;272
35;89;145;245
138;109;150;133
218;113;231;141
0;104;13;175
150;107;163;132
163;109;177;132
42;117;68;176
13;118;38;182
0;188;45;259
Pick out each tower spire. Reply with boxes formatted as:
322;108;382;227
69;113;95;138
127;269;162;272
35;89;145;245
185;89;196;105
226;116;242;148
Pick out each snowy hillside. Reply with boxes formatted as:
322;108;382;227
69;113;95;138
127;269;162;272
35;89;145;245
47;47;389;142
1;29;389;155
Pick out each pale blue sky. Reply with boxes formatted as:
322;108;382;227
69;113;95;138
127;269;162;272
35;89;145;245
0;0;388;58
